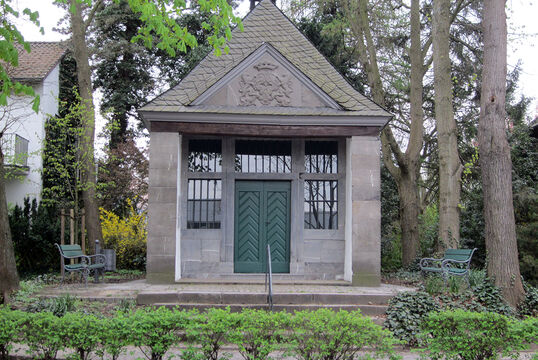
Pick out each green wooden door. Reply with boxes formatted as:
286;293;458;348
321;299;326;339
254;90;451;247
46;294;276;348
234;181;290;273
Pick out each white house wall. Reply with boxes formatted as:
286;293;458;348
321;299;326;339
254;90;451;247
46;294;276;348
4;63;60;206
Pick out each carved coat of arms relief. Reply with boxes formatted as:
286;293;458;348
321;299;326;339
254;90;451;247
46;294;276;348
238;62;293;106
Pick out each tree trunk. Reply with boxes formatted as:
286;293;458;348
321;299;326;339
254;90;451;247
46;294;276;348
433;0;462;251
71;0;103;252
0;149;19;303
354;0;425;266
398;171;421;266
479;0;524;307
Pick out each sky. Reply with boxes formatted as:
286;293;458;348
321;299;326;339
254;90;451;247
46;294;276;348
11;0;538;150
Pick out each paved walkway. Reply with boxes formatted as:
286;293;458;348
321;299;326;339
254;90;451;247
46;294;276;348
38;279;416;301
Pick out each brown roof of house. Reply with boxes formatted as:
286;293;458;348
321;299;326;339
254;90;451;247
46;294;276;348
140;0;390;118
10;42;67;81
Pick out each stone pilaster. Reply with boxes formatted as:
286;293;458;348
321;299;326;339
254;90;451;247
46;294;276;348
349;136;381;286
146;132;179;283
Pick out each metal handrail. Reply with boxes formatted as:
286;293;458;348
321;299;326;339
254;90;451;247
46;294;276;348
265;244;273;310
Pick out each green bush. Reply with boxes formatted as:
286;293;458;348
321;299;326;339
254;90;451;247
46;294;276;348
96;313;132;360
229;309;289;360
9;198;61;275
420;310;528;360
288;309;399;360
385;291;439;345
183;307;239;360
0;307;25;360
22;311;67;360
130;306;187;360
63;312;102;360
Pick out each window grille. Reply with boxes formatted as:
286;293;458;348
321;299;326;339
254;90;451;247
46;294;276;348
235;140;292;173
187;179;222;229
305;141;338;173
188;139;222;172
304;180;338;229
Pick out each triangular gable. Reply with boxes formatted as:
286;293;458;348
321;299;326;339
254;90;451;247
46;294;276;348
141;0;390;118
192;43;341;109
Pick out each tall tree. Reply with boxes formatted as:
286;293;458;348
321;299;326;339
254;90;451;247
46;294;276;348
479;0;524;306
433;0;463;250
64;0;241;251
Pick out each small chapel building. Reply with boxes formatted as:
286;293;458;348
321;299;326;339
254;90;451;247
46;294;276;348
140;0;391;285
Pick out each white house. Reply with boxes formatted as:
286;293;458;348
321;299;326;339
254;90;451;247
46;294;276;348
1;42;66;206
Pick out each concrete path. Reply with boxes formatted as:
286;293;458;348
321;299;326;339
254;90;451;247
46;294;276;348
38;279;416;302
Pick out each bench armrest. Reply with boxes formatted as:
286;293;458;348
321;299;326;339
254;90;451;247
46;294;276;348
442;258;471;266
87;254;106;265
61;254;90;266
420;257;443;269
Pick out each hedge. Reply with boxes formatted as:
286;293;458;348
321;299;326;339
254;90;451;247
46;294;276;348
419;310;537;360
0;306;398;360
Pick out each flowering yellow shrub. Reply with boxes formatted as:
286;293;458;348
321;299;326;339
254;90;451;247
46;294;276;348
100;199;147;270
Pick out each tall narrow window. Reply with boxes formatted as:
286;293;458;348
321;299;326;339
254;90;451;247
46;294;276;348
305;141;338;173
304;180;338;229
235;140;292;173
187;179;222;229
188;139;222;172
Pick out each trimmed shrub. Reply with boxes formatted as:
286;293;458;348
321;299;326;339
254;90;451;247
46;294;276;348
62;312;102;360
22;311;67;360
229;309;289;360
95;312;132;360
420;310;528;360
129;306;187;360
183;307;239;360
288;309;399;360
0;307;25;360
385;291;439;345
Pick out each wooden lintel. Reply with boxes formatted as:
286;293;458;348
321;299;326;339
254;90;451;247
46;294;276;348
150;121;381;137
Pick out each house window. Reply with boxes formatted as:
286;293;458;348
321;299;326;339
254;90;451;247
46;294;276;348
188;139;222;172
305;141;338;173
187;179;222;229
304;180;338;229
235;140;292;173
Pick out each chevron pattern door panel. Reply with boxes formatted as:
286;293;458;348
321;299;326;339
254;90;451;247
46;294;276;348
234;181;290;273
265;183;290;273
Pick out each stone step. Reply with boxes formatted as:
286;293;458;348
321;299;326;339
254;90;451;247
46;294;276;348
176;277;350;286
137;292;393;306
152;303;388;316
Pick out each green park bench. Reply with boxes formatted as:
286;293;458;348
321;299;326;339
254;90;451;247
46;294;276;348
55;244;106;286
420;248;477;283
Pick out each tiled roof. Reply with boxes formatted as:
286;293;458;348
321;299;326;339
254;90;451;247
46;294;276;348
9;42;67;81
141;0;390;118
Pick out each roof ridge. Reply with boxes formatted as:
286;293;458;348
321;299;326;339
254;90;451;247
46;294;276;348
140;0;390;118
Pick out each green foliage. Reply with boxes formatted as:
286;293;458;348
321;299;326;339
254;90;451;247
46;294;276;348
0;0;42;111
385;291;440;345
518;281;538;317
229;309;289;360
8;198;60;275
41;93;89;209
22;311;67;360
288;309;399;360
95;313;132;360
420;310;528;360
130;307;188;360
471;280;513;316
183;307;238;360
0;307;25;360
62;312;101;360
